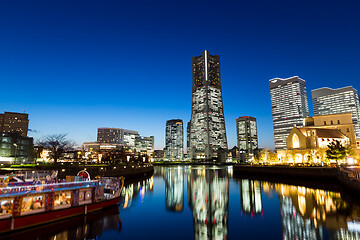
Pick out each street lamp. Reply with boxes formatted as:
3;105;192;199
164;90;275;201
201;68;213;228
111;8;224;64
13;143;18;165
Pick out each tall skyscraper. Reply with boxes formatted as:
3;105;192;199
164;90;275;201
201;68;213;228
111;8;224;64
189;50;227;160
165;119;183;160
0;112;29;136
269;76;309;150
312;86;360;137
236;116;258;161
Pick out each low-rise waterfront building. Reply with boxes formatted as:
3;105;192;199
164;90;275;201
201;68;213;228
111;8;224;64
0;132;33;164
278;126;349;163
154;149;165;160
304;113;356;145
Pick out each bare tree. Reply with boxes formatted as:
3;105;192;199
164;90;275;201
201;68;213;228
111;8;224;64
37;134;75;163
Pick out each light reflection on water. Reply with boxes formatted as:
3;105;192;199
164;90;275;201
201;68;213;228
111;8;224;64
2;165;360;240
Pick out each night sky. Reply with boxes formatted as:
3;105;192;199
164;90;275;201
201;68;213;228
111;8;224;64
1;0;360;150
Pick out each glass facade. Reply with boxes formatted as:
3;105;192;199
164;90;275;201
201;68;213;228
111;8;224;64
190;50;227;159
312;86;360;138
270;77;309;150
165;119;183;160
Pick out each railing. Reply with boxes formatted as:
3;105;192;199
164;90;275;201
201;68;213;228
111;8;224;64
0;180;100;198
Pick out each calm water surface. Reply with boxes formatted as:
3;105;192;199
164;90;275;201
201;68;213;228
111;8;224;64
3;166;360;240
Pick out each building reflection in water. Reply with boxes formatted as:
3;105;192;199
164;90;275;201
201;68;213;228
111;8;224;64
165;167;184;212
2;206;122;240
120;176;154;209
187;167;229;240
239;179;262;216
261;182;360;240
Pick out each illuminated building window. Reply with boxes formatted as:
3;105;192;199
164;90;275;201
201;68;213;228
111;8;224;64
292;134;300;148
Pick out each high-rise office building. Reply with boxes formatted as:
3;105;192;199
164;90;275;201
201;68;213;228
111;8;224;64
312;86;360;137
165;119;183;160
0;112;29;137
97;128;139;150
269;76;309;150
236;116;258;161
135;135;154;156
97;128;123;144
189;50;227;159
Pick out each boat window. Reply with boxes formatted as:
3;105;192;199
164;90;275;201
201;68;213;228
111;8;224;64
54;192;71;208
85;191;92;200
0;198;13;217
79;189;92;204
79;191;84;201
21;195;44;213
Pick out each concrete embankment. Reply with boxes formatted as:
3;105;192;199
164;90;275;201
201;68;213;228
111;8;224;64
233;165;337;180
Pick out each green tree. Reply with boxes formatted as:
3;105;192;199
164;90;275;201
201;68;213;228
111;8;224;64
325;140;347;163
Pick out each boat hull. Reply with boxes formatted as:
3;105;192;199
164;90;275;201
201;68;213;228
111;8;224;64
0;196;120;234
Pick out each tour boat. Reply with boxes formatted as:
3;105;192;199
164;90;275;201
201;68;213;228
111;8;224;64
0;171;124;234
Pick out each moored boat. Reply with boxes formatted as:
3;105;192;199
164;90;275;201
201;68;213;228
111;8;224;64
0;172;124;234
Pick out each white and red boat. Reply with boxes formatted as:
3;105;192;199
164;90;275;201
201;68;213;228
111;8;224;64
0;171;124;234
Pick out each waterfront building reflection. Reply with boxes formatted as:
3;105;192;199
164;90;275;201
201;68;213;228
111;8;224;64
165;167;184;212
120;176;154;209
239;179;262;216
261;182;360;239
187;167;229;240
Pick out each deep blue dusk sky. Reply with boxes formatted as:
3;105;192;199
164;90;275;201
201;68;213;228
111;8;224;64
1;0;360;150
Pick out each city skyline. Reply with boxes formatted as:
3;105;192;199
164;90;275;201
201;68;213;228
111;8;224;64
2;1;360;150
